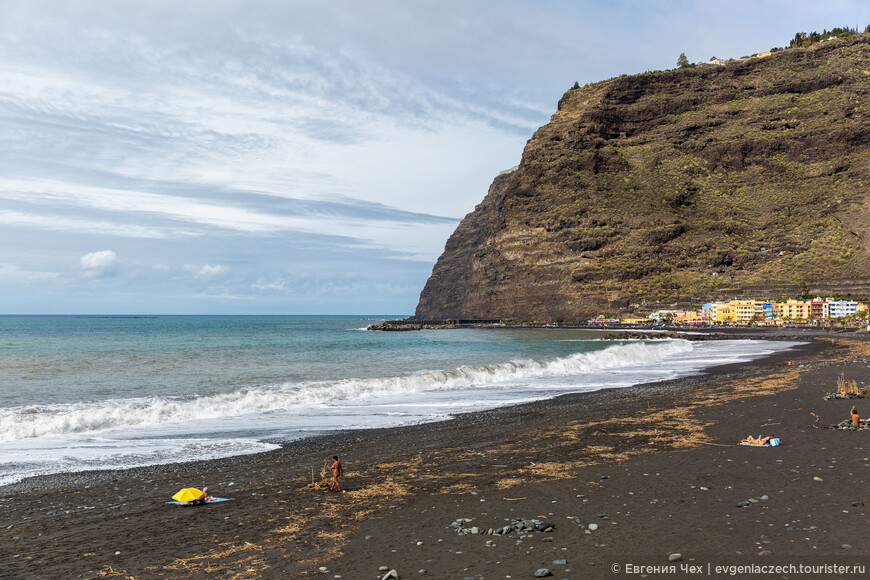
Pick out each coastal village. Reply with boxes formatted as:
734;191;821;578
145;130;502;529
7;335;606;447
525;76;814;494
592;296;870;327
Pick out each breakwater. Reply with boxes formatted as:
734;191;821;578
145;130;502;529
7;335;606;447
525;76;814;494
368;319;500;331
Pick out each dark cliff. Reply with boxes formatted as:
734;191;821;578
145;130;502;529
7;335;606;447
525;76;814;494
415;36;870;322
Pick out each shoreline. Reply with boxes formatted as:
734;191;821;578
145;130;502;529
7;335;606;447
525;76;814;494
2;335;868;578
0;330;813;493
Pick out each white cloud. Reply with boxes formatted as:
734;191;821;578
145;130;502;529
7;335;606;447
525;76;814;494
79;250;119;279
185;263;230;280
80;250;117;270
253;279;287;291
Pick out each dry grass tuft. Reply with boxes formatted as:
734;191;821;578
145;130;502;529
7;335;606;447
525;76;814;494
495;478;526;489
439;482;476;494
527;462;570;478
152;542;269;579
347;480;408;500
836;371;866;394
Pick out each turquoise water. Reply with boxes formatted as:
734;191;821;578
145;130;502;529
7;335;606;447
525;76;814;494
0;315;800;485
0;315;629;405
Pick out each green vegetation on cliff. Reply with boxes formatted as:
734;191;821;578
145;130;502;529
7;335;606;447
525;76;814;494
788;26;870;49
415;35;870;323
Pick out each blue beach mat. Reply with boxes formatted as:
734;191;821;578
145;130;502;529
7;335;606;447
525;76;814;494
167;497;235;506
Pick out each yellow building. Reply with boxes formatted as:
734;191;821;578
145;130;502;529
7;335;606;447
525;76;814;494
774;300;811;321
729;300;759;323
713;303;733;323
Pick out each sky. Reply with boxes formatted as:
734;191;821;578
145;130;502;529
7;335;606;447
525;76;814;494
2;1;870;314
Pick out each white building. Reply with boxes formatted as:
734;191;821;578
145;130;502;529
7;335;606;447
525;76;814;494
649;310;683;322
829;300;858;318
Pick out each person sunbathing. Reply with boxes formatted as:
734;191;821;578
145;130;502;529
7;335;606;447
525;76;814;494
189;487;213;506
851;406;861;426
741;435;774;445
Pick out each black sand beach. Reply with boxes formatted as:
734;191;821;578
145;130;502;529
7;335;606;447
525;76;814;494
2;330;869;579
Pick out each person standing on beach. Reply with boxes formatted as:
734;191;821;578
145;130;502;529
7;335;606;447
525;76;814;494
851;405;861;426
327;456;343;492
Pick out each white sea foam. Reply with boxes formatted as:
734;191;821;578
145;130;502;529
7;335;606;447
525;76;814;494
0;339;693;442
0;337;804;487
0;437;280;487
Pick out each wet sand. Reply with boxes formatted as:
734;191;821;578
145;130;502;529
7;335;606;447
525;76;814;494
2;331;869;579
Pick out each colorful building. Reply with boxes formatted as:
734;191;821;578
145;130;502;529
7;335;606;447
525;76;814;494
729;300;759;323
713;303;734;323
774;300;811;321
810;297;831;319
604;296;868;327
675;310;703;324
649;310;683;322
701;303;716;321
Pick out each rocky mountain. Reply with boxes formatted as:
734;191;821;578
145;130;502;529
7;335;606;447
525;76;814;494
415;35;870;322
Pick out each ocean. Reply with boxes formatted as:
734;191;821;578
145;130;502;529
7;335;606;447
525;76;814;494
0;315;802;486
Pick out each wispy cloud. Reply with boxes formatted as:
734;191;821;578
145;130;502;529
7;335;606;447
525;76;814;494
3;1;870;313
185;264;230;280
0;209;179;239
0;263;60;286
0;177;456;244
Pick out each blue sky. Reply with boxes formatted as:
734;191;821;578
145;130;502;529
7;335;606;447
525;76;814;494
2;0;869;314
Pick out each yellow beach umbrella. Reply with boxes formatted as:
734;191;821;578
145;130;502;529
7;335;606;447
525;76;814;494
172;487;203;503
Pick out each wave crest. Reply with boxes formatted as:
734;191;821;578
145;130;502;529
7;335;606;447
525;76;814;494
0;339;693;441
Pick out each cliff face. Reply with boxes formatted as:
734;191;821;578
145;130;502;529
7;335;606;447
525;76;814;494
415;36;870;322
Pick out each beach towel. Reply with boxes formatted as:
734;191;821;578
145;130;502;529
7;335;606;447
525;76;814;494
167;497;235;506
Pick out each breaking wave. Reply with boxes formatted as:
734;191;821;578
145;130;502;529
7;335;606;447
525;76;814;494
0;339;694;442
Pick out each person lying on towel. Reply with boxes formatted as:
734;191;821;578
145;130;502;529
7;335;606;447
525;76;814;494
741;435;774;445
